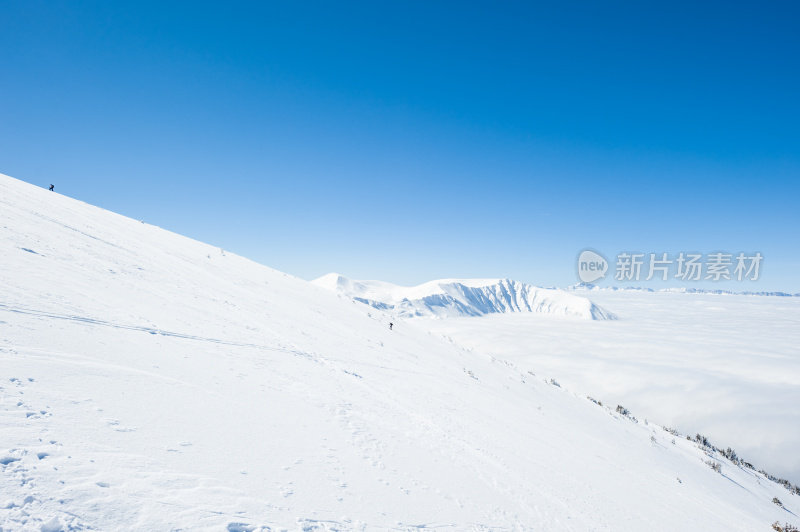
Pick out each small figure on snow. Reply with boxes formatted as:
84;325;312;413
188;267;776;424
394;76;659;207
389;322;394;331
49;184;54;191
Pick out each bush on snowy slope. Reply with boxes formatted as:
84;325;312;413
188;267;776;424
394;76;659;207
705;460;722;473
600;398;800;498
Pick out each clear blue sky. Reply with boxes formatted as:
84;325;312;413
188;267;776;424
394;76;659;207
2;1;798;290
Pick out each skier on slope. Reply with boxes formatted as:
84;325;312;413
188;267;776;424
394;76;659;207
49;184;54;191
389;322;393;331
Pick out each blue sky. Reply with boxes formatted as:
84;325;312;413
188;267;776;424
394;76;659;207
2;1;798;289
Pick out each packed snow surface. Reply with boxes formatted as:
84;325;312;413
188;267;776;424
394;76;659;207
1;172;798;530
313;273;615;320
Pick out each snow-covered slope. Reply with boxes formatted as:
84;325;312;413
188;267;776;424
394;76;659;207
425;289;800;485
1;172;798;531
313;273;616;320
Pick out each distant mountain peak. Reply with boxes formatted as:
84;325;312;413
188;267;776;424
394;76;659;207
313;274;616;320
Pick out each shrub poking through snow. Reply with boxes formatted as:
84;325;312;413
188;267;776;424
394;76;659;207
772;522;800;532
760;470;800;495
694;433;714;450
686;433;800;495
721;447;740;465
463;368;479;381
572;395;800;497
615;405;638;422
705;460;722;473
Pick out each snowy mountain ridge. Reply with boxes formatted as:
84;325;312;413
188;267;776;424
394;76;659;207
314;273;616;320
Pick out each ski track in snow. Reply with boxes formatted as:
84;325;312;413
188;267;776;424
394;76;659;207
0;303;318;360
